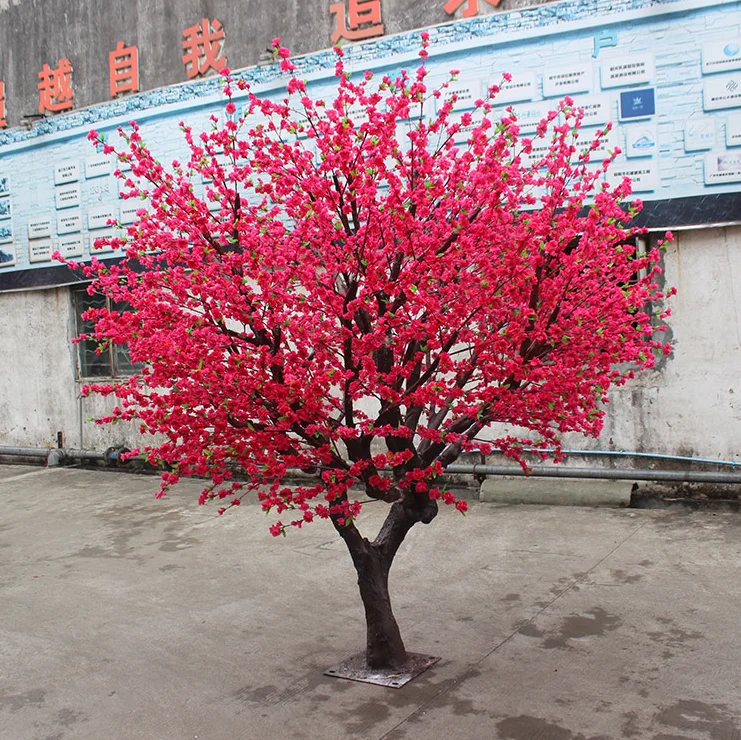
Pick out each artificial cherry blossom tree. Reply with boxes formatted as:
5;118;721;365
68;38;672;671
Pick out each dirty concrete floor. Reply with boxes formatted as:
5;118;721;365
1;465;740;740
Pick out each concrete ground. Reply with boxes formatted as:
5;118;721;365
1;465;740;740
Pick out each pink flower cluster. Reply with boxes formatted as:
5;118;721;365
65;45;673;535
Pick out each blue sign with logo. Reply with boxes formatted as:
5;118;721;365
619;88;656;120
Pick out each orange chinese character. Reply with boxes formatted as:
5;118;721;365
443;0;501;18
330;0;384;43
109;41;140;98
182;18;227;78
38;58;74;114
0;81;6;128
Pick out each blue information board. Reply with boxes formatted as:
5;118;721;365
0;0;740;281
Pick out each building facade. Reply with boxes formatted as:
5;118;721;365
0;0;739;464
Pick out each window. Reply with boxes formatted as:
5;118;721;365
72;287;142;378
628;235;649;284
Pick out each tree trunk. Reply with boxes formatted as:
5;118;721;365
336;498;438;671
355;544;407;669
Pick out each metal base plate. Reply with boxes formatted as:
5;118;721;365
324;651;440;688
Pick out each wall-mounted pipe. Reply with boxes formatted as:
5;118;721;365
2;447;741;484
444;464;741;484
0;447;52;458
0;446;123;466
482;448;740;468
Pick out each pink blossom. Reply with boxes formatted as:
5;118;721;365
71;56;672;544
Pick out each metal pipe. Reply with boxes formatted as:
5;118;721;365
1;446;739;483
0;446;108;462
480;448;740;468
444;464;741;484
0;447;50;458
63;448;108;460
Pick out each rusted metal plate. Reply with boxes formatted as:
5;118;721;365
324;651;440;688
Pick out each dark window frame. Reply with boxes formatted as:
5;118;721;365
72;286;142;379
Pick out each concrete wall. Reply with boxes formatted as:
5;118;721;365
0;226;738;463
591;226;741;461
0;285;144;451
0;287;76;447
0;0;558;129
